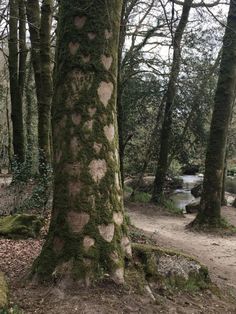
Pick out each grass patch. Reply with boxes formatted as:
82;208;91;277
188;216;236;235
131;192;151;203
161;198;183;216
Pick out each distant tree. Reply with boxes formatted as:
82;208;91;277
191;0;236;227
8;0;27;165
26;0;53;173
33;0;131;284
151;0;193;203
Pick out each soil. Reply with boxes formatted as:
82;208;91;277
128;202;236;294
1;178;236;313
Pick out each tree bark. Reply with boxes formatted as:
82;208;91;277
151;0;193;202
193;0;236;225
33;0;130;285
38;0;53;167
26;0;53;172
8;0;25;164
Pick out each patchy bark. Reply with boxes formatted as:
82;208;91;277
33;0;130;285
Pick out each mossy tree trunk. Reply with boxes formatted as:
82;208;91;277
33;0;131;285
38;0;53;169
8;0;25;164
26;0;53;173
151;0;193;203
193;0;236;225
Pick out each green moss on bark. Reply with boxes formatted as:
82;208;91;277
33;0;129;285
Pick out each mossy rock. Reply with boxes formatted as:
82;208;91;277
0;214;43;238
131;243;210;292
0;272;8;310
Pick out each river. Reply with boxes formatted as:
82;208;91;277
170;175;236;211
170;175;203;211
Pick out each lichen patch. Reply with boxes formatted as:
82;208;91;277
82;55;91;63
72;113;81;125
84;120;94;131
98;223;115;242
93;143;102;154
68;181;82;197
53;237;65;253
110;251;119;263
113;212;123;226
105;29;113;39
115;173;120;189
88;32;96;40
88;107;97;117
68;42;80;55
104;124;115;142
97;81;114;107
67;211;90;233
89;159;107;183
121;236;132;257
74;16;87;29
83;236;95;251
101;55;113;70
112;268;124;284
70;137;80;158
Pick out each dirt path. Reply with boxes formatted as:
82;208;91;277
128;203;236;293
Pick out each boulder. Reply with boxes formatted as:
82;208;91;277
186;201;200;214
0;272;8;310
132;243;210;292
0;214;43;238
191;184;202;198
182;165;200;175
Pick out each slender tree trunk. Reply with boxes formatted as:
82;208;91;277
38;0;53;167
25;59;35;175
26;0;53;173
5;85;12;169
151;0;193;202
8;0;25;164
117;0;128;186
33;0;130;285
193;0;236;225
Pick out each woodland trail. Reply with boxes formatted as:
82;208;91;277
128;203;236;294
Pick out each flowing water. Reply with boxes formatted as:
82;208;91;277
170;175;203;211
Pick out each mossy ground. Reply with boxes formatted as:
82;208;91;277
0;215;43;238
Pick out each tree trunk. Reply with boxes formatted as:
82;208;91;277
38;0;53;168
8;0;25;164
33;0;130;285
151;0;193;203
26;0;53;173
193;0;236;225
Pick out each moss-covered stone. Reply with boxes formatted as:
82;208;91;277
0;214;43;238
131;243;211;292
0;272;8;310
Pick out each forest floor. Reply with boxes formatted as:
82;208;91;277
128;202;236;293
1;178;236;313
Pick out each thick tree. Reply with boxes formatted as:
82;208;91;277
192;0;236;226
33;0;131;285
